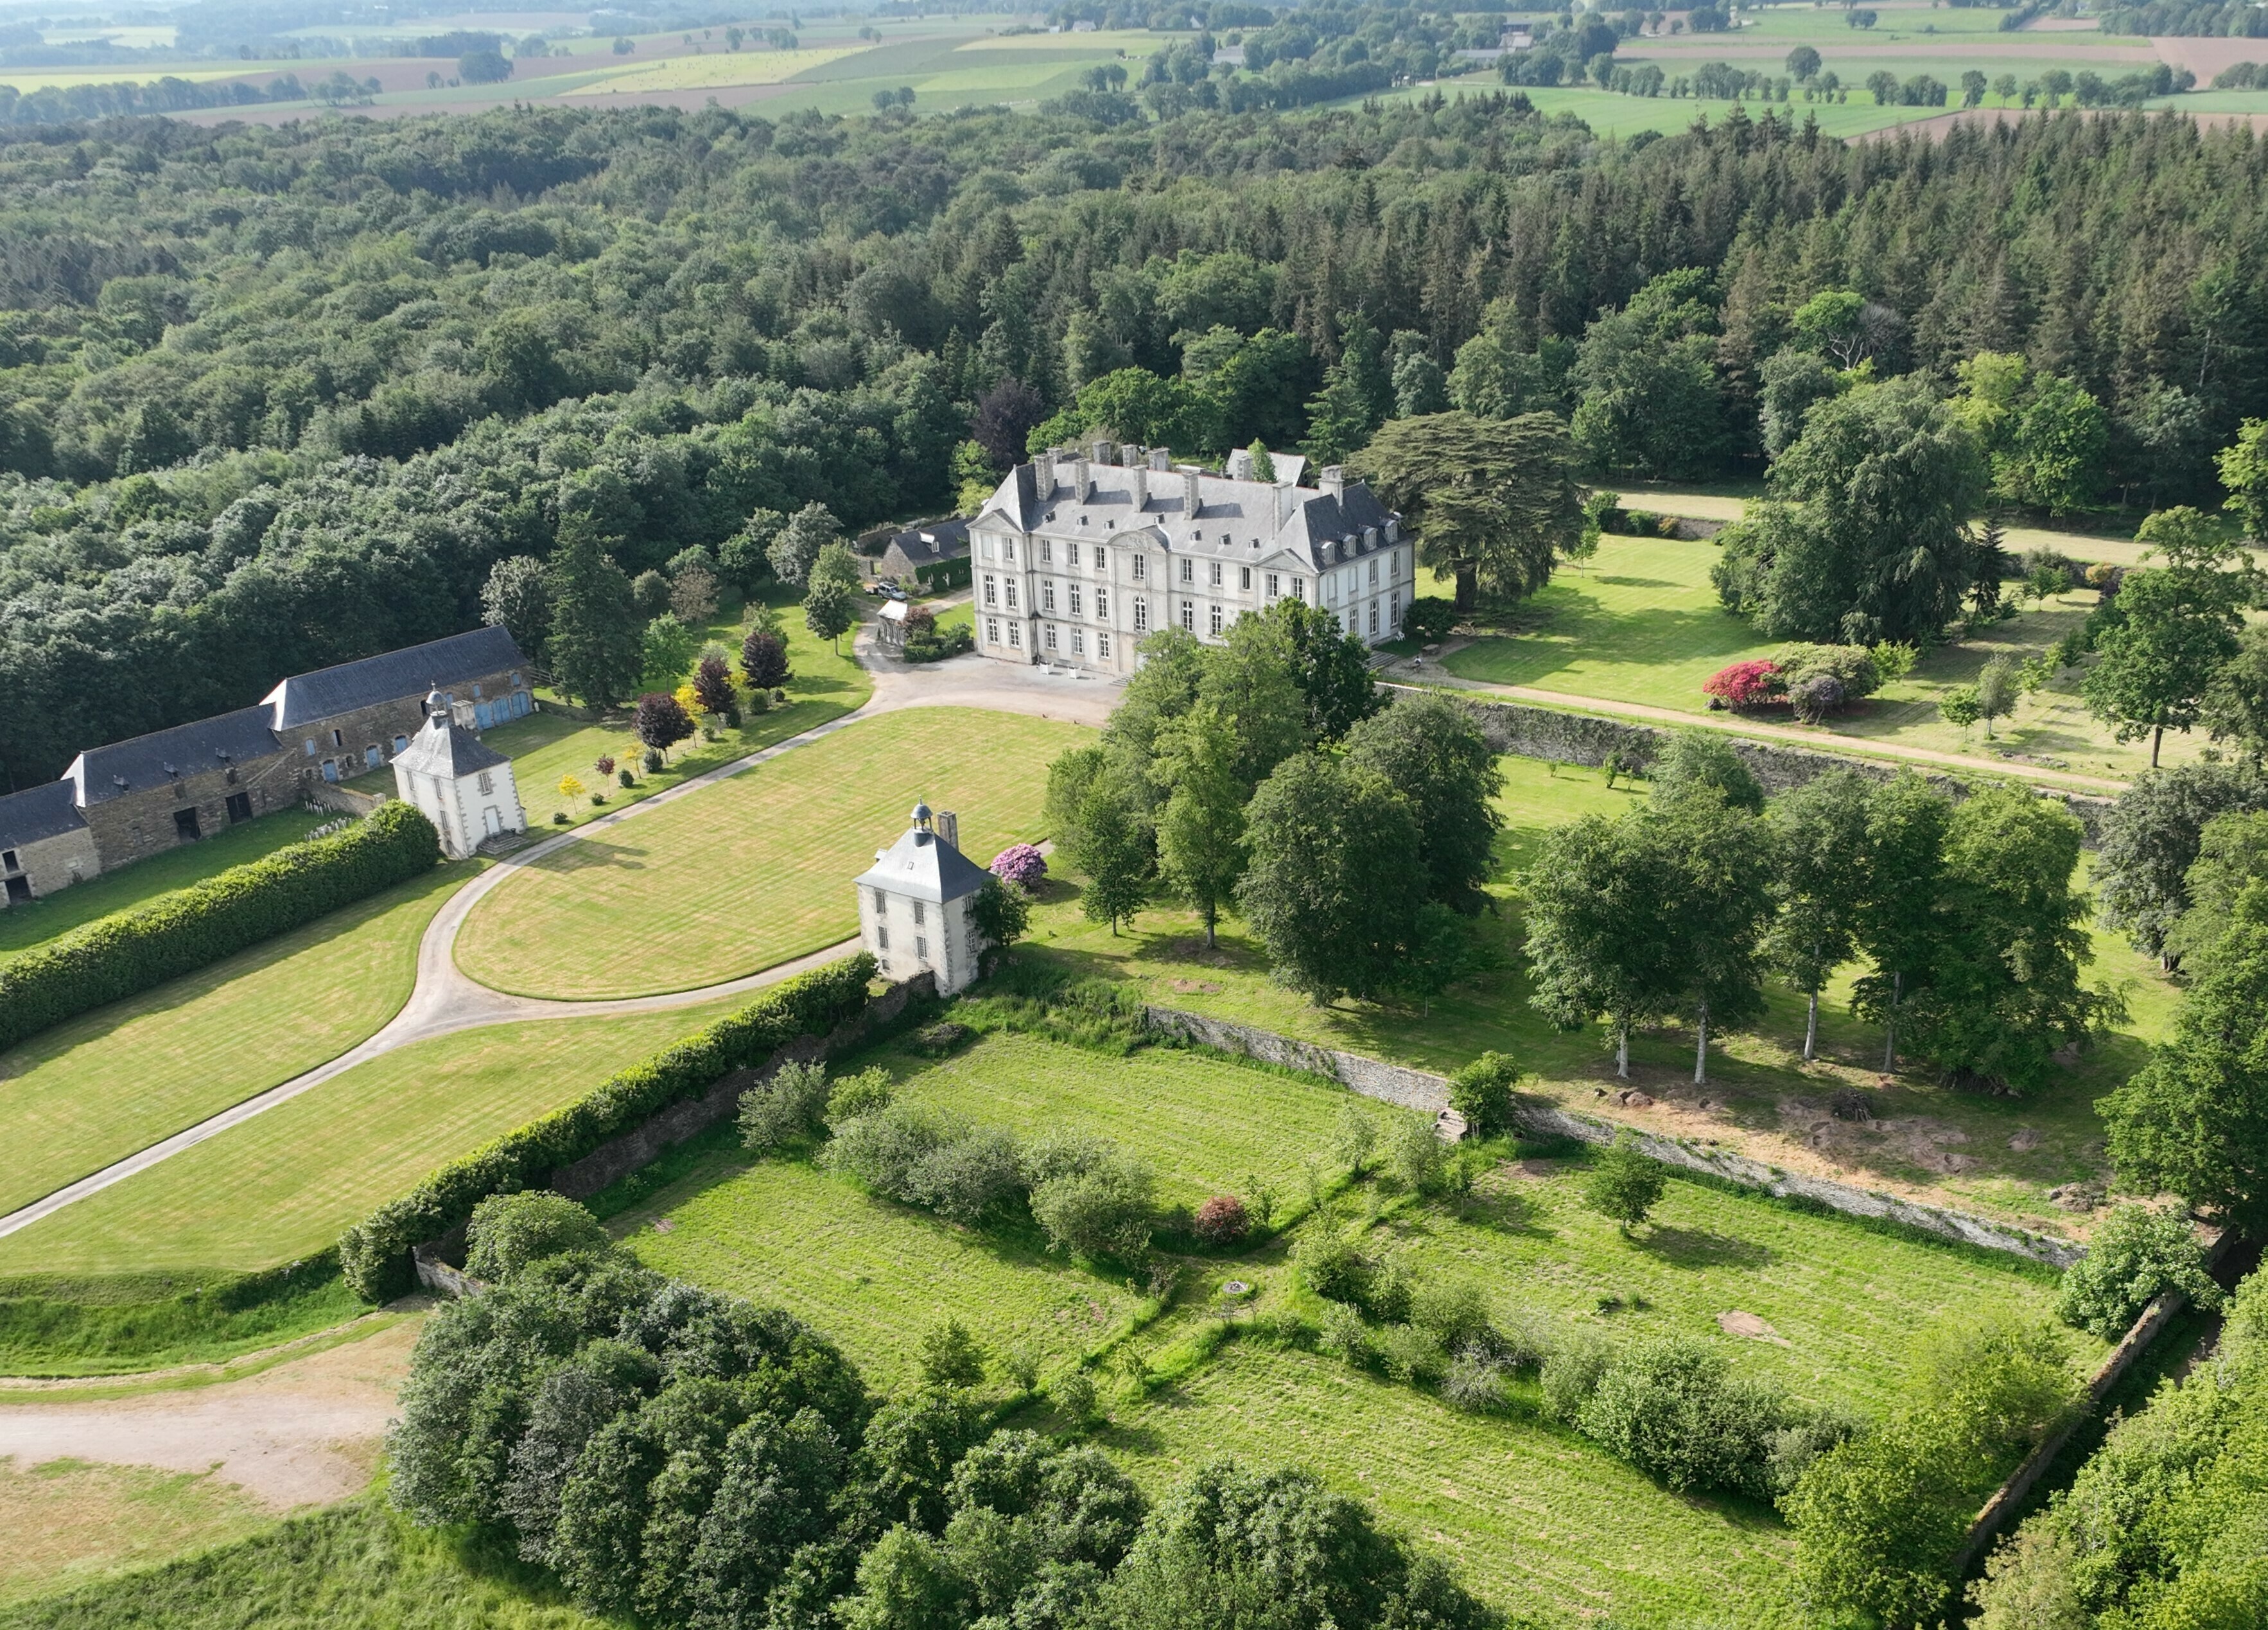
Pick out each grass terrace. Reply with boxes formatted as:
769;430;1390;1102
0;863;468;1218
454;708;1089;1000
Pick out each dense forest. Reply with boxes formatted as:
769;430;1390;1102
1;93;2266;784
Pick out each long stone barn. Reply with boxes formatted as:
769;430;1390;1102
0;625;532;907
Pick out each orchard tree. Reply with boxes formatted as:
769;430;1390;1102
634;690;695;759
2102;881;2268;1236
1341;691;1503;912
2084;507;2255;766
1356;410;1585;611
545;519;642;710
1584;1132;1667;1231
1765;769;1873;1059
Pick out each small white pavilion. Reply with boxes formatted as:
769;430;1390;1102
856;800;991;994
392;689;526;859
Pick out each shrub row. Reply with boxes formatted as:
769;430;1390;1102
0;801;441;1054
336;952;876;1301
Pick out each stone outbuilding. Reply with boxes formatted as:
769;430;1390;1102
0;781;100;907
63;705;300;872
855;802;991;995
391;691;526;860
263;624;532;786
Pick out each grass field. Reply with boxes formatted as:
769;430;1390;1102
1016;751;2177;1233
0;809;329;958
0;999;735;1277
1109;1339;1802;1624
0;863;467;1218
454;708;1090;1001
624;1153;1146;1392
559;44;868;95
0;1459;272;1610
1439;529;2213;780
0;1494;603;1630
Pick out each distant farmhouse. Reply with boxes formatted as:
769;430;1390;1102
0;626;531;907
968;441;1411;676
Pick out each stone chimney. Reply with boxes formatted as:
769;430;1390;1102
1226;447;1254;480
1274;481;1296;530
1149;446;1171;471
1180;466;1201;520
1034;449;1057;498
1069;455;1090;501
1131;462;1149;510
936;810;959;850
1320;465;1345;502
1090;437;1119;468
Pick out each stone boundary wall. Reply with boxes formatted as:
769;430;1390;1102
1144;1004;2084;1269
415;974;936;1285
306;784;384;818
1393;687;2116;847
1952;1229;2252;1575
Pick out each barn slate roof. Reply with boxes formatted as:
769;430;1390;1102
0;780;87;850
64;706;287;807
261;626;525;731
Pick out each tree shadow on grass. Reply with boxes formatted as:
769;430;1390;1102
525;836;648;874
1633;1225;1773;1271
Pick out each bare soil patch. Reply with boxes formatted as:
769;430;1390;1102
1716;1310;1790;1345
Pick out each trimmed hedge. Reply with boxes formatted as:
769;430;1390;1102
0;801;441;1054
337;953;877;1301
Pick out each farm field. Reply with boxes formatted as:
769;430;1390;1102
623;1021;2082;1626
1110;1340;1801;1624
0;863;467;1218
624;1153;1146;1393
1017;752;2177;1233
454;707;1088;1000
1438;529;2214;780
0;999;734;1277
0;808;329;958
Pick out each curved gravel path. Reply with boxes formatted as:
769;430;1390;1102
0;633;1118;1243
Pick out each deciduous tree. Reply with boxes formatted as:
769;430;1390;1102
2083;506;2255;766
1765;769;1872;1060
1341;691;1503;912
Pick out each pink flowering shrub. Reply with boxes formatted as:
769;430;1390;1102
1702;660;1784;708
990;843;1047;889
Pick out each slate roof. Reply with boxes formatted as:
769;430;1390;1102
856;819;993;905
980;453;1397;577
64;706;286;807
394;712;510;780
261;626;525;730
0;780;86;849
880;519;970;570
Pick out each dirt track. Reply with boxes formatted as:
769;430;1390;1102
0;1319;416;1509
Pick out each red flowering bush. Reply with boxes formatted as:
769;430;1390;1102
1194;1195;1250;1246
990;843;1048;889
1702;660;1784;708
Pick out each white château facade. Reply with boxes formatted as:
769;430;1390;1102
855;802;993;995
391;690;526;860
970;441;1413;676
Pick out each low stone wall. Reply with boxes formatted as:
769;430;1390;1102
1952;1229;2252;1574
1401;688;2115;847
1144;1004;2083;1269
306;784;384;818
1144;1006;1450;1113
545;973;936;1203
414;974;937;1292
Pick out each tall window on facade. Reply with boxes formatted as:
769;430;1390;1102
1069;585;1083;616
915;935;928;963
983;577;997;606
1040;539;1052;563
1096;589;1109;618
1208;604;1223;635
1004;539;1017;562
1009;622;1023;647
1042;582;1056;612
1006;582;1019;609
1072;629;1085;654
1368;602;1379;635
1045;624;1058;649
1133;600;1148;632
477;771;494;795
1369;559;1380;586
1131;556;1146;581
1240;566;1252;590
987;618;1002;645
1266;572;1280;599
1097;632;1112;657
1390;550;1402;581
912;900;925;925
1210;561;1223;586
1180;602;1194;631
1093;545;1106;567
1179;558;1193;583
1292;577;1306;602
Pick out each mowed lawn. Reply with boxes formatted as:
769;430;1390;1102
625;1157;1144;1392
0;809;329;958
0;864;467;1217
455;708;1090;1000
1111;1342;1801;1626
1021;753;2177;1234
0;1001;735;1276
1377;1159;2093;1414
1440;530;2205;779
